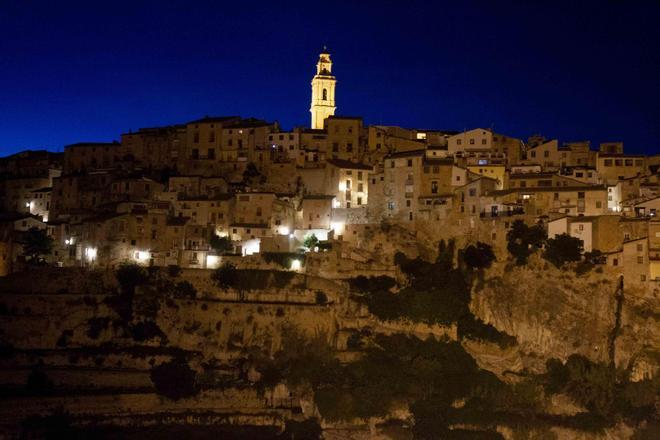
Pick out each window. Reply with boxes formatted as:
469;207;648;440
431;181;438;194
357;183;363;192
357;197;362;206
544;151;549;158
322;89;328;100
407;159;413;167
424;166;430;174
604;159;612;166
409;212;413;221
578;224;584;231
357;171;363;180
470;139;475;145
613;258;618;266
481;139;487;145
387;201;394;210
406;199;411;207
637;256;644;264
641;275;646;282
637;243;644;252
469;188;476;196
332;143;339;152
208;148;215;159
596;201;602;208
578;192;585;199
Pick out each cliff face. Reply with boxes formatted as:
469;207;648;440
470;256;660;380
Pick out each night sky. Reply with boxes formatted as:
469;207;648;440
1;1;659;155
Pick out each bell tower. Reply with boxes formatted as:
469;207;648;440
310;47;336;129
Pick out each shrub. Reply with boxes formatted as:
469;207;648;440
211;262;237;289
303;233;319;250
544;233;583;268
315;291;328;305
26;368;54;394
150;358;198;400
116;263;149;294
167;265;182;277
262;252;305;269
506;220;546;265
174;280;197;299
86;317;111;340
130;320;166;343
462;242;496;270
209;234;233;254
457;314;517;348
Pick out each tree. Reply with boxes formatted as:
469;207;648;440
150;358;198;400
303;233;319;250
211;262;237;289
462;242;496;270
21;227;53;263
544;233;583;268
506;220;546;265
209;234;233;254
242;162;261;184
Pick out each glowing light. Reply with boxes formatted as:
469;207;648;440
330;221;345;234
135;250;150;261
332;198;341;208
206;255;221;269
65;237;74;245
242;238;260;256
338;182;346;191
25;202;31;208
279;226;290;236
289;233;294;238
85;247;97;261
290;259;301;271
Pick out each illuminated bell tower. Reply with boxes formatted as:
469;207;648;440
310;47;336;129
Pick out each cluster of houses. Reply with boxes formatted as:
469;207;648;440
1;50;660;290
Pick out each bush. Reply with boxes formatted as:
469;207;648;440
544;233;583;268
209;234;233;254
211;262;237;289
86;317;111;340
262;252;305;269
174;280;197;299
457;315;517;348
115;263;149;295
506;220;546;265
303;233;319;250
462;242;496;270
26;368;54;394
315;291;328;305
130;320;167;343
150;358;198;400
167;265;182;277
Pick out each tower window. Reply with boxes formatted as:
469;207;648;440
322;89;328;100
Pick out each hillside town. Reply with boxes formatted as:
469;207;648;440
2;49;660;291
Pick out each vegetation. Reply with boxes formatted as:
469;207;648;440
303;233;319;250
173;280;197;299
209;234;233;254
150;358;198;400
461;241;496;271
543;233;583;268
542;355;659;421
350;241;515;347
262;252;305;269
506;220;546;265
211;262;238;289
212;265;296;291
110;263;149;322
21;227;54;264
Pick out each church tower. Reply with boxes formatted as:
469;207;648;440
310;47;336;129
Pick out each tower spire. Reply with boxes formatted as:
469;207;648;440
310;49;336;129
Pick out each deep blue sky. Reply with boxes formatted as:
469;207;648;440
1;1;659;155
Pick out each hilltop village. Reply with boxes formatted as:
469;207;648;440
2;49;660;289
0;50;659;439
